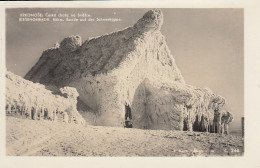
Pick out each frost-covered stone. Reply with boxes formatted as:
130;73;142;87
59;35;82;53
134;9;163;32
24;9;232;133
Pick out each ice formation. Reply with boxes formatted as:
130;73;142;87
24;9;233;133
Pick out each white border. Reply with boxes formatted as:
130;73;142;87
1;1;260;168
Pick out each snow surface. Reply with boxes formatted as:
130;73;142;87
6;117;243;156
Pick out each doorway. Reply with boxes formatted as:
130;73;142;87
124;104;132;128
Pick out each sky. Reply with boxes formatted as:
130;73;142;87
6;8;244;131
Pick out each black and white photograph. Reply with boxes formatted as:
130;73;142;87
1;1;260;168
5;7;244;156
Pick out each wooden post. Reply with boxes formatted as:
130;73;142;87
241;117;244;137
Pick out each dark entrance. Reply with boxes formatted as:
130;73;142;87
183;118;188;131
124;104;133;128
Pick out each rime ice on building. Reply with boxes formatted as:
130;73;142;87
6;71;85;125
24;9;233;133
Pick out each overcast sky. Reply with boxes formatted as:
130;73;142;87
6;8;244;130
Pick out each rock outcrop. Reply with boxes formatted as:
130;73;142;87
6;71;85;125
24;9;232;132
